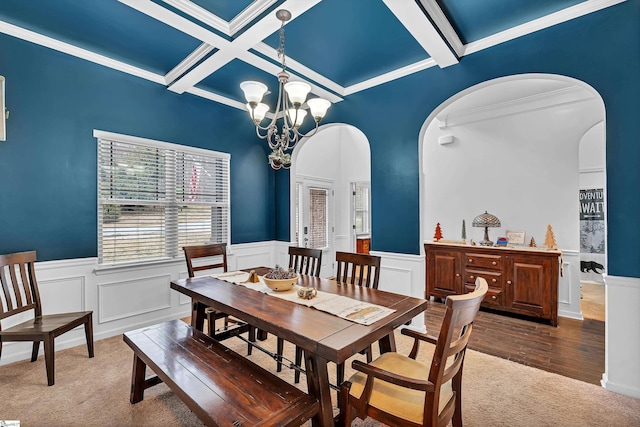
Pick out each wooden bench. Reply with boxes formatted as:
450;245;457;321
123;320;319;427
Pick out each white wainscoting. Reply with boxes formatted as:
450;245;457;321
558;249;582;320
0;242;277;366
371;250;426;333
602;274;640;399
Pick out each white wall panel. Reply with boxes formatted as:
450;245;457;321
38;276;85;313
98;274;172;323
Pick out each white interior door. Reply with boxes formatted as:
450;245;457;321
295;178;334;277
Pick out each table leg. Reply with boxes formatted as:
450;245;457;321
378;331;397;354
305;353;334;427
191;300;206;332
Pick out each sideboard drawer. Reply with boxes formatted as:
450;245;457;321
466;269;501;288
465;253;502;270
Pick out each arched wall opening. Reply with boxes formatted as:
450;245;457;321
419;73;606;321
290;123;371;277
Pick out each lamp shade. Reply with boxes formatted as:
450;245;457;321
472;211;501;228
246;102;269;123
240;81;267;104
287;108;307;127
284;81;311;105
307;98;331;120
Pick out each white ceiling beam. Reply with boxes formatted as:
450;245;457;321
165;42;215;86
381;0;458;67
418;0;464;57
167;0;322;94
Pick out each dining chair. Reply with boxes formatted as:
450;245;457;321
183;243;254;353
0;251;94;386
276;246;323;382
338;278;488;427
335;250;381;288
334;251;381;385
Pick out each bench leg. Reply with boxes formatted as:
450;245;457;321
130;354;147;403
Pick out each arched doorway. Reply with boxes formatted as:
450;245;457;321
419;74;606;321
290;124;371;277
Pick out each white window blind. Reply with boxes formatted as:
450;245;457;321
354;183;370;234
96;131;230;264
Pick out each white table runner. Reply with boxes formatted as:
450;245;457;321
212;271;395;326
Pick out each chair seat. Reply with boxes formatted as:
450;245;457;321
346;352;453;425
0;312;92;337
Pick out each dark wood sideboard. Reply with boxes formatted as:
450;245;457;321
425;242;561;326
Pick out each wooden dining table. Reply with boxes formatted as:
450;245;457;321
170;268;428;427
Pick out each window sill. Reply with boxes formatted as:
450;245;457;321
93;257;185;275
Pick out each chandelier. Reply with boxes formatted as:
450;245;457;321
240;9;331;170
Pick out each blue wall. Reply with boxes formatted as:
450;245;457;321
287;0;640;277
1;1;639;279
0;35;274;261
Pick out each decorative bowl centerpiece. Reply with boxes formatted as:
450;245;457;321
263;266;298;291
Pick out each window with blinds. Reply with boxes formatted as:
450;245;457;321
354;183;370;234
96;130;230;264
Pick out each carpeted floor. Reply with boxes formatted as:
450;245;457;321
1;323;638;427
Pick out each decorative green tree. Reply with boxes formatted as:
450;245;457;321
461;219;467;242
433;223;443;242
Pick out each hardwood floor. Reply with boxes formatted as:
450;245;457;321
424;301;605;385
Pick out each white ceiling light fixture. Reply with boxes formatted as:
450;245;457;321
240;9;331;170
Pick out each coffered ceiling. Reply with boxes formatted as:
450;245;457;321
0;0;625;112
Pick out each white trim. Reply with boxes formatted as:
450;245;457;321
437;85;596;128
418;0;465;57
92;129;231;159
382;0;458;67
0;20;166;85
165;42;216;86
229;1;280;36
162;0;231;35
185;86;247;111
464;0;626;55
344;58;438;96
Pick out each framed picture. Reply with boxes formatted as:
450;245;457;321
506;230;526;245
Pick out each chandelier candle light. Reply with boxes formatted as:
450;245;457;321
240;9;331;170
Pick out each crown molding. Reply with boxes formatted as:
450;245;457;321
464;0;626;55
0;20;165;85
344;58;437;96
437;85;596;128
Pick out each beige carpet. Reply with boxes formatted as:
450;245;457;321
1;324;638;427
581;282;605;321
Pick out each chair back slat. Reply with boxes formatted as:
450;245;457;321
0;251;41;321
288;247;322;277
183;243;228;278
335;251;380;288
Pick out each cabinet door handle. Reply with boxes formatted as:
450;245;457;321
469;275;475;279
492;261;497;265
455;273;460;277
468;259;473;263
507;280;512;285
492;278;497;283
491;295;497;300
